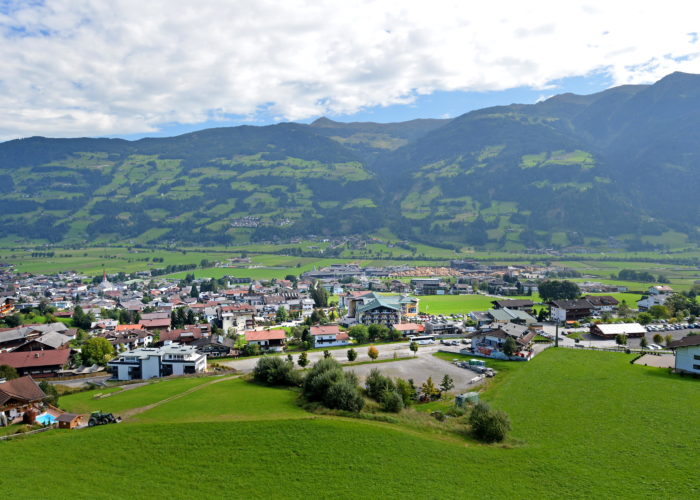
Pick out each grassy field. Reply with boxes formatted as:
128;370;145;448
419;294;497;314
2;349;698;498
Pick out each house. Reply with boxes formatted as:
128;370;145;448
107;344;207;381
590;323;646;339
411;278;447;295
424;321;463;336
192;335;236;358
0;349;71;378
244;329;287;352
637;293;671;311
14;331;73;352
549;299;594;322
0;376;47;426
139;318;172;331
487;308;537;326
668;335;700;375
391;323;425;337
584;295;619;313
468;324;536;360
309;326;350;348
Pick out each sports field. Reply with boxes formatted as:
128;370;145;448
1;349;698;498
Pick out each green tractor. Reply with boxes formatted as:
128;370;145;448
88;411;121;427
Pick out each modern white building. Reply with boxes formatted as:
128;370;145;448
107;344;207;381
669;335;700;375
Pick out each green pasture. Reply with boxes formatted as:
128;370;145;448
0;349;697;498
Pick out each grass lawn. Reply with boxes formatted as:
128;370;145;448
419;294;496;314
2;346;699;498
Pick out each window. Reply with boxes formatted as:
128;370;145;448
694;364;700;370
694;355;700;361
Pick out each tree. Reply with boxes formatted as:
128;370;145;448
38;380;59;405
71;305;93;330
367;345;379;361
615;334;628;346
395;378;416;406
368;324;389;342
190;284;199;299
348;325;369;344
648;305;670;319
469;401;511;443
439;374;455;394
409;341;419;357
664;334;673;346
81;337;115;365
421;376;440;400
652;333;664;344
365;368;395;400
323;350;332;359
502;336;517;357
380;388;404;412
275;306;288;323
538;280;581;302
640;337;649;349
346;348;358;362
4;313;21;328
297;351;309;368
0;364;19;380
310;281;329;308
252;356;301;387
637;312;653;325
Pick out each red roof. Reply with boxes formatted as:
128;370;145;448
392;323;424;332
335;332;350;341
245;329;286;341
310;325;342;336
0;349;71;369
116;323;142;331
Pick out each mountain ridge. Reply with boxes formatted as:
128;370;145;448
1;72;699;250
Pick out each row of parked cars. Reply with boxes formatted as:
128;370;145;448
645;322;699;332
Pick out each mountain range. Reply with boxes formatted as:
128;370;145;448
1;71;700;250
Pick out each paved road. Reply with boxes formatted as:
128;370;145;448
47;374;111;388
221;342;443;372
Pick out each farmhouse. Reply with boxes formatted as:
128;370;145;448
668;335;700;375
549;299;594;322
0;349;71;378
0;376;47;426
244;329;287;352
590;323;646;339
309;325;350;348
107;344;207;381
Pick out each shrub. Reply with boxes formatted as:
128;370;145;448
395;378;416;407
365;368;395;400
379;388;404;413
468;401;511;443
324;379;365;412
303;357;344;401
252;356;301;387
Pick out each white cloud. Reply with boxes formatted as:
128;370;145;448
1;0;700;139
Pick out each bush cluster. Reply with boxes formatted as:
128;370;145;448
365;369;415;412
252;356;302;387
303;357;364;412
468;401;511;443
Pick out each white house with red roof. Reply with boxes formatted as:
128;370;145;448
244;329;287;352
309;325;350;349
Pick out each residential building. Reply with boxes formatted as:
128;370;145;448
668;335;700;375
107;344;207;381
344;292;419;326
491;299;534;313
468;324;536;360
0;349;71;378
192;335;236;358
244;329;286;352
0;376;47;426
391;323;425;337
549;299;594;322
309;326;350;348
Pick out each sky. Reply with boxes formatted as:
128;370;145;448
1;0;700;141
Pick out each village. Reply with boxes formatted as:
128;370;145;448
1;258;699;435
